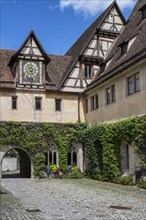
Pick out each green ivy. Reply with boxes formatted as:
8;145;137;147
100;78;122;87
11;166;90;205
0;116;145;181
81;116;146;182
0;121;86;176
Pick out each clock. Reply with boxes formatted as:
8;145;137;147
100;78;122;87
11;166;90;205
23;61;39;82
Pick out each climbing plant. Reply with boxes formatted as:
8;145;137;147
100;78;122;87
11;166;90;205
0;121;86;176
0;115;145;181
81;115;146;182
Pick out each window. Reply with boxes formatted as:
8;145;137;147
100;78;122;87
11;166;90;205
90;94;99;111
68;144;77;166
85;65;94;78
12;96;17;110
121;42;128;56
35;97;42;110
127;76;133;95
134;73;140;92
95;94;99;109
142;6;146;19
90;96;94;111
106;85;116;105
47;142;58;165
139;5;146;19
85;99;88;113
111;85;115;102
127;73;140;96
55;99;61;111
106;88;111;105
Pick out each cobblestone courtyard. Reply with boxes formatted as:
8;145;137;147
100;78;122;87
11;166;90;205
1;178;146;220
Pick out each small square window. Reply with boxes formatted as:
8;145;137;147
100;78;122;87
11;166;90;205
55;99;61;111
12;96;17;110
35;97;42;110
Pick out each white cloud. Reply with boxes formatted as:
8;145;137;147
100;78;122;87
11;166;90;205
59;0;136;17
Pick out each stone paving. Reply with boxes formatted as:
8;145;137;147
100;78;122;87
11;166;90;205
0;185;42;220
1;178;146;220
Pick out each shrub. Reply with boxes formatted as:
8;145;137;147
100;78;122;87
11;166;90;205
66;165;83;179
118;176;134;186
67;172;83;179
138;180;146;189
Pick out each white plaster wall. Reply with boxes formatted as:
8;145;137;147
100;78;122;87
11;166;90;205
0;91;85;123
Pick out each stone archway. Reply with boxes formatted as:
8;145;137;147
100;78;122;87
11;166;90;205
0;145;33;179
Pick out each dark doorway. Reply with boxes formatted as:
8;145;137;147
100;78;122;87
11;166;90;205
2;148;31;178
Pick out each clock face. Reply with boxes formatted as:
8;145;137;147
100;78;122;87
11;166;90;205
22;61;39;83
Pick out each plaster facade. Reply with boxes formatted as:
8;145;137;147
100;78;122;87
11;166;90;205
0;90;85;123
85;59;146;124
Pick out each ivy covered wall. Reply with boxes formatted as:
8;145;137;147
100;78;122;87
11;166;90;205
0;122;86;175
0;115;146;181
81;116;146;182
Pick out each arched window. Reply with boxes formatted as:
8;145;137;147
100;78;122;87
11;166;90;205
49;151;52;164
68;143;77;166
53;152;56;165
47;141;58;165
73;151;77;165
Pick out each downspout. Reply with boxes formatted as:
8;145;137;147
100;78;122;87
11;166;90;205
78;93;82;123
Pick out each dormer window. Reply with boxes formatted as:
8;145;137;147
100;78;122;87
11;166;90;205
85;65;94;78
121;41;128;56
139;5;146;20
142;6;146;19
100;62;106;73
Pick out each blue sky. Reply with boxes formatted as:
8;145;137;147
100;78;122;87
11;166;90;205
0;0;137;55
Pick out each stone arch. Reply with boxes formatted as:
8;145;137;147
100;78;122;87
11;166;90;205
0;145;33;179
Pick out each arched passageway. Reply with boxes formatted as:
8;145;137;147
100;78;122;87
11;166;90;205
0;145;32;179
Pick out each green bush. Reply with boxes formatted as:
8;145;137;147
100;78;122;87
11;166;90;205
138;180;146;189
118;176;134;185
67;172;83;179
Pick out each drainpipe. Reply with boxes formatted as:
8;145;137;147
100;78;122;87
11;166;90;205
78;93;82;123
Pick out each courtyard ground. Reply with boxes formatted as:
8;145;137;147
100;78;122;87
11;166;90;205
1;178;146;220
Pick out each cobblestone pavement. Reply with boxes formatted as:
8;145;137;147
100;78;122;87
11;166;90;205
1;178;146;220
0;185;43;220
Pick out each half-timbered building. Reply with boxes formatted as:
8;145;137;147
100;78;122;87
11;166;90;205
0;0;146;176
